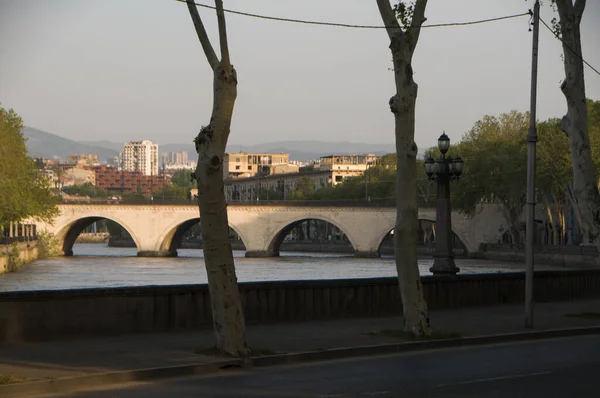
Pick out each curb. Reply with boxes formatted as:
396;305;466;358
3;326;600;397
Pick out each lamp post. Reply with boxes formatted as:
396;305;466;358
424;132;464;276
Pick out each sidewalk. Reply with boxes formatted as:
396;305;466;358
1;299;600;384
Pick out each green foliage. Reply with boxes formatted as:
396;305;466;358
452;111;529;240
0;106;58;225
122;192;146;201
393;1;415;31
62;182;108;198
155;184;189;201
6;243;22;272
171;169;195;189
537;118;572;198
37;231;60;259
287;177;316;200
588;99;600;173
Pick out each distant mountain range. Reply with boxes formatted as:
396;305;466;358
23;127;397;162
23;127;119;163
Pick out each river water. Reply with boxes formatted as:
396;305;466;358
0;244;571;293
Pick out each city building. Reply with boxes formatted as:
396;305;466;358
62;167;96;186
160;153;169;166
317;154;379;172
92;165;167;195
120;141;158;177
66;154;100;166
160;151;195;172
172;151;188;165
224;154;380;201
223;152;291;179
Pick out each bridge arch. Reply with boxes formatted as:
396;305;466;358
260;214;358;257
157;217;248;257
55;216;141;256
374;217;468;257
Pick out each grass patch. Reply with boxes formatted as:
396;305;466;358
0;374;27;385
194;346;280;358
363;329;461;341
565;312;600;319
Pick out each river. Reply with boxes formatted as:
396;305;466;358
0;244;570;292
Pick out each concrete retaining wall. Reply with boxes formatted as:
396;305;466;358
0;242;38;274
1;270;600;343
479;244;599;268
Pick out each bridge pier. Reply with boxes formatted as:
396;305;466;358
245;250;278;258
137;250;178;258
355;251;380;258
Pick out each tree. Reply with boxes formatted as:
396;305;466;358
552;0;600;245
537;118;572;244
171;169;194;189
453;112;529;243
287;176;315;200
155;184;188;201
376;0;430;336
62;182;109;198
0;106;58;226
185;0;247;356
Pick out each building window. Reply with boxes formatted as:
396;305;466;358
248;166;252;170
235;165;240;170
335;175;343;182
235;157;240;162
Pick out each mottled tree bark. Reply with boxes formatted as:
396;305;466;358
555;0;600;246
376;0;431;336
186;0;247;356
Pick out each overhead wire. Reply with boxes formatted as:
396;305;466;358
538;16;600;77
176;0;529;30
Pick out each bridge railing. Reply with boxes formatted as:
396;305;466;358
58;197;401;207
0;236;37;246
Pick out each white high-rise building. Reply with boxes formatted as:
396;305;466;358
120;140;158;176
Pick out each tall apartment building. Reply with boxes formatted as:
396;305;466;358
120;141;158;176
172;151;188;165
223;152;290;179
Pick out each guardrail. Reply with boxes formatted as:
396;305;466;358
0;236;36;246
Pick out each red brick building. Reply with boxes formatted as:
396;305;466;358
92;165;168;195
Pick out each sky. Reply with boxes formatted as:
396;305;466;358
0;0;599;150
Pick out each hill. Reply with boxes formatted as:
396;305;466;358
23;127;118;162
76;140;396;162
23;128;399;163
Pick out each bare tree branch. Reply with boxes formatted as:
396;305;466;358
186;0;219;70
408;0;428;53
376;0;403;40
215;0;230;66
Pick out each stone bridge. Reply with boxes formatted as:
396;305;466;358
35;203;507;258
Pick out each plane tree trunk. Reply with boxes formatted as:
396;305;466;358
376;0;431;336
186;0;247;356
554;0;600;246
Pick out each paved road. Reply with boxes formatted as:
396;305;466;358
38;335;600;397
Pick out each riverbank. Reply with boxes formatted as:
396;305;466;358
0;242;38;274
76;233;109;244
109;237;465;256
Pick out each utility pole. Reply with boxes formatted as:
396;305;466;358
525;0;540;329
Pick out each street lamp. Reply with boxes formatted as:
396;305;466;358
424;132;464;276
